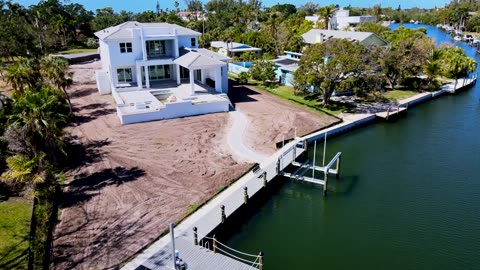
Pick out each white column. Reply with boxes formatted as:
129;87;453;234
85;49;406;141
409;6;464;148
201;69;206;84
176;65;181;85
141;31;147;60
173;38;179;58
215;66;222;92
189;69;195;95
145;65;150;89
136;65;142;90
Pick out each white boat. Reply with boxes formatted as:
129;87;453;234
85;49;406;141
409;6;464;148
454;35;462;41
414;21;419;24
436;24;443;28
464;34;474;43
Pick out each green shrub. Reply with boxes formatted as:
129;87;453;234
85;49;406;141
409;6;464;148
237;72;250;84
86;38;98;49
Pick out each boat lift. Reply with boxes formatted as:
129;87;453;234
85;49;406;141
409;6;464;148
280;132;342;196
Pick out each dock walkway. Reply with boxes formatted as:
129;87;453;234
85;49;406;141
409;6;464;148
142;238;254;270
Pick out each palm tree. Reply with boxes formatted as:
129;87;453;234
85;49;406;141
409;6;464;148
8;86;69;161
319;6;335;30
424;50;442;86
1;57;40;94
1;153;47;185
40;56;74;114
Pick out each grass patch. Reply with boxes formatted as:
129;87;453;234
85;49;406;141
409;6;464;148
55;48;98;55
253;84;343;116
383;90;419;101
0;198;32;270
187;203;199;215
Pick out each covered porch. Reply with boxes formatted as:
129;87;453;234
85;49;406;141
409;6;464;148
174;52;227;95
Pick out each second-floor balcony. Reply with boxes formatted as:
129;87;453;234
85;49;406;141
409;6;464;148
145;39;177;60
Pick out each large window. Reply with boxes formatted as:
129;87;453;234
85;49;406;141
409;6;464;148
117;68;133;83
148;65;171;80
146;40;166;58
119;42;132;53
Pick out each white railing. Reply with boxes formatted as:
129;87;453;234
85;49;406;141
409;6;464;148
197;234;263;269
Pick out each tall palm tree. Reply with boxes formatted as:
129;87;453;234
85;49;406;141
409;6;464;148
8;86;69;161
1;57;40;94
319;6;335;30
40;56;73;114
424;50;442;86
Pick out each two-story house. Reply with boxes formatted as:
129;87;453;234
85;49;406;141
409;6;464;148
94;21;232;124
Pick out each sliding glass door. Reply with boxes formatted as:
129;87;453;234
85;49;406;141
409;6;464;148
147;65;171;81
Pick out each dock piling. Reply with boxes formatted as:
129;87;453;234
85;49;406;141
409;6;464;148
323;172;328;196
263;172;267;187
335;156;341;179
220;205;226;223
213;235;217;254
193;227;198;246
258;251;264;270
243;187;248;204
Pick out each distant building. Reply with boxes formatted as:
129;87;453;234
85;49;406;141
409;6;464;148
330;9;376;30
305;9;376;30
273;51;301;87
176;11;213;21
210;41;262;57
301;29;389;47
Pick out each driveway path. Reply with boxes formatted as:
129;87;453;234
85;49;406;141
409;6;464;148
227;111;268;163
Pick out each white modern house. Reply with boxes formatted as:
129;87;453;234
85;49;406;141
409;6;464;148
210;41;262;57
94;21;231;124
305;9;376;30
302;29;389;47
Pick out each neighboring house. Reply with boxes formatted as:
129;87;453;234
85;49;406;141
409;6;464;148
273;51;301;87
177;11;210;21
305;9;376;30
210;41;261;57
330;9;376;30
301;29;389;47
94;21;231;124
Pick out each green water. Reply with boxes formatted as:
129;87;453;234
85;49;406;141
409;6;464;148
225;25;480;270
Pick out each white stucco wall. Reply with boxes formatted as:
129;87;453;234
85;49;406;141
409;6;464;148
118;100;229;124
178;35;198;48
107;38;143;67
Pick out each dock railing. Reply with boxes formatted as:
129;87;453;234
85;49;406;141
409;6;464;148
195;231;264;269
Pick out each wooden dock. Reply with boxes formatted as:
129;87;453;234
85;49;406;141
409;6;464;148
142;238;256;270
376;106;408;120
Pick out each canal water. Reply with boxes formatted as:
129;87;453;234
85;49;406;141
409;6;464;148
224;24;480;270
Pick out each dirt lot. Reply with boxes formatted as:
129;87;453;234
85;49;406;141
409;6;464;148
53;62;251;269
229;83;340;155
53;62;338;269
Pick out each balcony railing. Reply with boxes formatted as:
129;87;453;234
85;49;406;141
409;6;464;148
146;54;175;60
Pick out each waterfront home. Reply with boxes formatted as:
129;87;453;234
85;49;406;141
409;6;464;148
210;41;262;57
94;21;231;124
176;11;213;21
305;9;376;30
302;29;389;47
273;51;301;87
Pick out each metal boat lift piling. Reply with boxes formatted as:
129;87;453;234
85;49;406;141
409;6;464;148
280;133;342;196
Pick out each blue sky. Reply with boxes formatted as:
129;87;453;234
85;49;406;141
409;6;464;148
12;0;450;13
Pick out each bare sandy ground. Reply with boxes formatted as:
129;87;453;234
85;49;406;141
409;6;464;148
229;84;340;155
53;62;338;269
53;61;251;269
